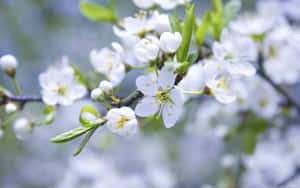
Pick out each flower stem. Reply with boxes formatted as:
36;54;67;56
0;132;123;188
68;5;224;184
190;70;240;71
183;91;204;95
131;65;150;69
110;96;120;103
103;99;112;110
12;77;21;95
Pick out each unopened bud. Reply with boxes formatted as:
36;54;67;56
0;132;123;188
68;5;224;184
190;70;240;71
91;88;104;102
13;118;33;140
0;54;18;77
99;80;113;95
5;103;18;114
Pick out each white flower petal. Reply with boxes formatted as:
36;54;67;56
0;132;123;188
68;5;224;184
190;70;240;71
135;97;160;117
158;67;176;90
136;73;158;96
162;102;181;128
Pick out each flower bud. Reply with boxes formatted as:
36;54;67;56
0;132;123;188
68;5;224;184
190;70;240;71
159;32;182;53
99;80;113;95
13;118;33;140
0;54;18;77
91;88;105;102
5;103;18;114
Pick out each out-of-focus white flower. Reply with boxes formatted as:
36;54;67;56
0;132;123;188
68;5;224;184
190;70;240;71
99;80;113;95
230;14;276;36
247;76;281;118
150;11;172;34
147;166;177;188
221;154;236;168
212;29;257;77
39;57;87;106
155;0;189;10
5;103;17;114
215;125;229;138
13;117;33;140
106;107;138;136
135;67;184;128
132;0;155;9
91;88;104;102
135;36;160;63
0;54;18;77
159;32;182;53
0;129;4;139
90;46;125;86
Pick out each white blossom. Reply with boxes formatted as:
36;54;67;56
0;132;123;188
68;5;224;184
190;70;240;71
159;32;182;54
135;36;160;63
0;54;18;77
135;67;184;128
90;46;125;86
150;11;172;34
99;80;113;95
5;103;17;114
212;29;257;77
39;57;87;106
132;0;155;9
155;0;189;10
13;117;33;140
106;107;138;136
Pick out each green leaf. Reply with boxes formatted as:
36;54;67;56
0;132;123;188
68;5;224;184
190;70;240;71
79;1;118;24
51;126;92;143
177;4;195;62
187;52;199;65
68;62;89;87
43;105;56;125
195;11;211;47
211;0;224;41
73;126;98;156
168;15;182;33
79;106;104;127
224;0;241;26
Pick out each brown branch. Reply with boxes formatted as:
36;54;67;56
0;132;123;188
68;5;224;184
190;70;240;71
257;53;300;113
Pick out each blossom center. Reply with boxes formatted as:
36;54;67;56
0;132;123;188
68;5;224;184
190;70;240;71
57;87;67;96
115;116;130;129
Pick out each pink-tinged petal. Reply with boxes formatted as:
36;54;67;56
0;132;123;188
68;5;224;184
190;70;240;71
135;97;159;117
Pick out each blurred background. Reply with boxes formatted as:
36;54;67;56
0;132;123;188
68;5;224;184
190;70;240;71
0;1;271;188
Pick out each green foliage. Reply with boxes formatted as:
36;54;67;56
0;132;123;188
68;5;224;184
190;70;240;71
195;11;211;47
42;105;56;125
51;126;93;143
73;126;98;156
223;0;241;26
177;4;195;62
168;15;182;33
79;106;100;127
79;1;118;24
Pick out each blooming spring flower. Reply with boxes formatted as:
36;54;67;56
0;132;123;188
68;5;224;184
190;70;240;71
0;54;18;77
135;67;184;128
150;11;172;34
212;29;257;77
91;88;104;102
135;36;160;63
13;117;33;140
159;32;182;54
132;0;155;9
39;57;87;106
90;45;125;86
106;107;138;136
204;60;237;104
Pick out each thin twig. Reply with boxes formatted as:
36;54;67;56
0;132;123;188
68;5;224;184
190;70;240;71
0;95;42;105
276;167;300;187
257;53;300;113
